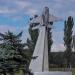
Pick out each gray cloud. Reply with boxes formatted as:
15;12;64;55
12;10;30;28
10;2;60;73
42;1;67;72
51;43;65;52
0;0;75;17
0;0;75;52
0;25;16;33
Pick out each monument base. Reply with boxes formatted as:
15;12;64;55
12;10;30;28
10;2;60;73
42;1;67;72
34;71;72;75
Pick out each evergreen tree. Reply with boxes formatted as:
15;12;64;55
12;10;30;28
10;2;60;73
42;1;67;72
48;22;53;52
0;31;31;75
64;16;74;68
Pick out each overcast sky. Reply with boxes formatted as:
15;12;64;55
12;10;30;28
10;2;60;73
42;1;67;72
0;0;75;52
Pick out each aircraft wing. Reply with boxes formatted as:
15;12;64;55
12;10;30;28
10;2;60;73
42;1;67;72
30;16;42;24
49;15;62;22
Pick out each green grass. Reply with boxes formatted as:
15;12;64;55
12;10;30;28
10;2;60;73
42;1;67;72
15;70;24;75
15;68;75;75
49;68;75;75
72;68;75;75
49;68;67;71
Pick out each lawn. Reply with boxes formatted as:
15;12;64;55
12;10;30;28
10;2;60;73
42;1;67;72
15;70;24;75
72;68;75;75
15;68;75;75
49;68;75;75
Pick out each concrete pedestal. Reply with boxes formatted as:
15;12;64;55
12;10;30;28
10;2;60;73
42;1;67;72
34;71;72;75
